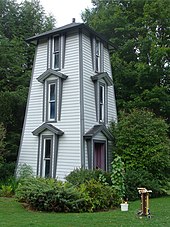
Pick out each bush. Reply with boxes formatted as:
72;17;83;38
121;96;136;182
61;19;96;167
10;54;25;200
0;176;18;197
124;168;168;201
111;155;125;198
0;162;15;182
78;179;121;212
65;168;112;186
15;177;85;212
16;163;33;179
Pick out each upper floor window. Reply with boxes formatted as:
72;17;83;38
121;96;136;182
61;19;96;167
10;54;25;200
47;80;57;122
53;36;60;70
95;39;100;72
99;84;105;122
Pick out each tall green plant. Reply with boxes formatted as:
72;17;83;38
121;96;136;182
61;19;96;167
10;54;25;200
111;155;125;198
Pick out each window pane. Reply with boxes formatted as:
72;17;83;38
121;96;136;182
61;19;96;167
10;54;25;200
45;160;50;177
96;56;99;72
99;85;104;121
100;104;103;121
54;36;59;51
50;84;55;101
45;139;51;158
100;86;103;103
54;53;59;69
50;102;55;119
96;40;99;55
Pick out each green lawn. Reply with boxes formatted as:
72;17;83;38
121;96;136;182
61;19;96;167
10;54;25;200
0;196;169;227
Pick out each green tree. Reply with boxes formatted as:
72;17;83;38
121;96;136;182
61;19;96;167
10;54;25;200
0;123;6;161
0;0;56;164
82;0;170;124
111;109;170;184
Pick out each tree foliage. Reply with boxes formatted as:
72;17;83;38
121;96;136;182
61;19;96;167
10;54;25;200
111;109;170;183
0;0;56;163
82;0;170;124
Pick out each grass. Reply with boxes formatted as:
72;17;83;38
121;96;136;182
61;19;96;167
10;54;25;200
0;196;169;227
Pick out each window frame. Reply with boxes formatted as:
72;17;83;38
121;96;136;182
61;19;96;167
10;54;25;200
41;135;53;178
95;39;100;72
46;80;57;122
52;36;61;70
99;82;105;123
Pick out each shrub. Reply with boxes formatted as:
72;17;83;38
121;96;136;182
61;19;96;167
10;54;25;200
0;185;13;197
111;155;125;198
78;179;121;212
65;168;112;186
16;163;33;179
124;168;168;201
15;177;85;212
0;162;15;181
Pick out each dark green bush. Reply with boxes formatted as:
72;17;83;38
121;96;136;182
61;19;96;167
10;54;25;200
0;162;15;181
16;177;85;212
0;176;18;197
78;179;121;212
65;168;112;186
124;168;168;201
15;176;121;212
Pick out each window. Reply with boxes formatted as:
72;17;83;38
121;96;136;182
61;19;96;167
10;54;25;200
47;80;57;122
43;138;52;177
99;84;105;122
95;39;100;72
53;36;60;69
41;136;53;178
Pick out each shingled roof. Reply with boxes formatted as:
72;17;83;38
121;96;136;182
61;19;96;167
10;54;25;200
26;22;114;50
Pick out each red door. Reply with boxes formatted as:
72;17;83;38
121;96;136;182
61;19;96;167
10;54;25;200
94;143;106;170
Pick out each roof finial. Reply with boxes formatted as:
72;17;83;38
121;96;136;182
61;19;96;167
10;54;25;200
72;18;76;23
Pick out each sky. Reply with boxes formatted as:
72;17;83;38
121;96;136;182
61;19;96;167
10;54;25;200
17;0;93;27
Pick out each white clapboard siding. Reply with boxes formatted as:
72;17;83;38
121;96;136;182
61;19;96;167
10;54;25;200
17;41;48;175
53;32;81;179
83;33;97;132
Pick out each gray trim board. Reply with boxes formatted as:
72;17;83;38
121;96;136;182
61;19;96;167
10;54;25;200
50;36;52;69
47;37;49;69
105;85;108;124
53;134;59;178
58;79;63;121
42;83;45;122
90;36;94;70
79;28;85;168
91;72;113;86
100;43;104;72
62;34;66;69
84;124;114;141
86;139;92;169
32;123;64;136
37;136;40;176
37;68;68;83
94;81;98;122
